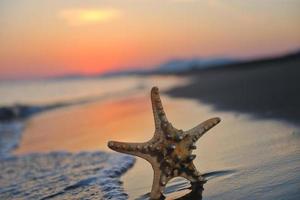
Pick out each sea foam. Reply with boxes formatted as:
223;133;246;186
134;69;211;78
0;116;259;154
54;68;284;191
0;121;24;158
0;122;135;200
0;151;135;200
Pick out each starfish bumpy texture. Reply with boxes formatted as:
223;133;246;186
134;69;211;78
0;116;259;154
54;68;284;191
108;87;221;199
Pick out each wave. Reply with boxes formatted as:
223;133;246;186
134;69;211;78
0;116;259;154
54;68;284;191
0;151;135;200
0;122;24;158
0;114;136;200
0;84;146;122
0;121;135;199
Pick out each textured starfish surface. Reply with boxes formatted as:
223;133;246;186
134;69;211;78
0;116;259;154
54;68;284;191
108;87;221;199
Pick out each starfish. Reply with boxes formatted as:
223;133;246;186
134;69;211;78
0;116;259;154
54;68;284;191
108;87;221;199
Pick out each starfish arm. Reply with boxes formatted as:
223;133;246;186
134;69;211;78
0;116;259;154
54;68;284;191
108;141;150;160
150;165;165;199
151;87;168;131
186;117;221;142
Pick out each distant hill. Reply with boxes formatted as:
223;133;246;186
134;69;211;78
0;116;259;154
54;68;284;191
154;49;300;75
99;57;237;77
50;49;300;79
155;58;236;73
100;49;300;77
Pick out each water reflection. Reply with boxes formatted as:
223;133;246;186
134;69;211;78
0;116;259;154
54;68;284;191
137;181;204;200
172;186;203;200
203;169;237;180
137;170;236;200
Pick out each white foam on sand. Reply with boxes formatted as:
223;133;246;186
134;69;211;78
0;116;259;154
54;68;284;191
0;122;135;200
0;121;24;158
0;151;135;200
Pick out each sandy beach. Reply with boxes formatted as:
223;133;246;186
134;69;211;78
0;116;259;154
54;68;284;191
1;55;300;199
167;52;300;125
1;1;299;199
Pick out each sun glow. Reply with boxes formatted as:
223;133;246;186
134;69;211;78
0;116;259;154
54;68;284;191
59;8;121;26
1;0;299;80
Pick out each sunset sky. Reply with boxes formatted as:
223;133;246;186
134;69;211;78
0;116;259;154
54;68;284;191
0;0;299;80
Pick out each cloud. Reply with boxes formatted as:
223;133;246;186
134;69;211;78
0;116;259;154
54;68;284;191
169;0;197;2
59;8;121;26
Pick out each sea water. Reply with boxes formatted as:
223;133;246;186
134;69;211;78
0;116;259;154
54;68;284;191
0;76;188;200
0;76;299;200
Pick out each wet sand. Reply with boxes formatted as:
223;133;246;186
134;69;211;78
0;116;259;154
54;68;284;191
9;58;300;199
122;96;300;199
14;96;153;154
13;91;300;199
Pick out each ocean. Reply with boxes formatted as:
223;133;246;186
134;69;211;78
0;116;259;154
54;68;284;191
0;76;299;199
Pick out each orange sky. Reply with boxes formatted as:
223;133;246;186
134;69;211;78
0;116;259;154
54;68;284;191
0;0;300;80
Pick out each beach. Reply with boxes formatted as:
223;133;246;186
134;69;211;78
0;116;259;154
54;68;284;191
1;0;299;199
0;56;300;199
167;52;300;125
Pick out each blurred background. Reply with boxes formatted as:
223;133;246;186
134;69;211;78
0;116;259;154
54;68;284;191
1;0;299;80
0;1;300;200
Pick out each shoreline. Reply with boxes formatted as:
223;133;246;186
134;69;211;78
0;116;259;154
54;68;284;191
0;150;135;200
1;73;300;199
166;54;300;126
